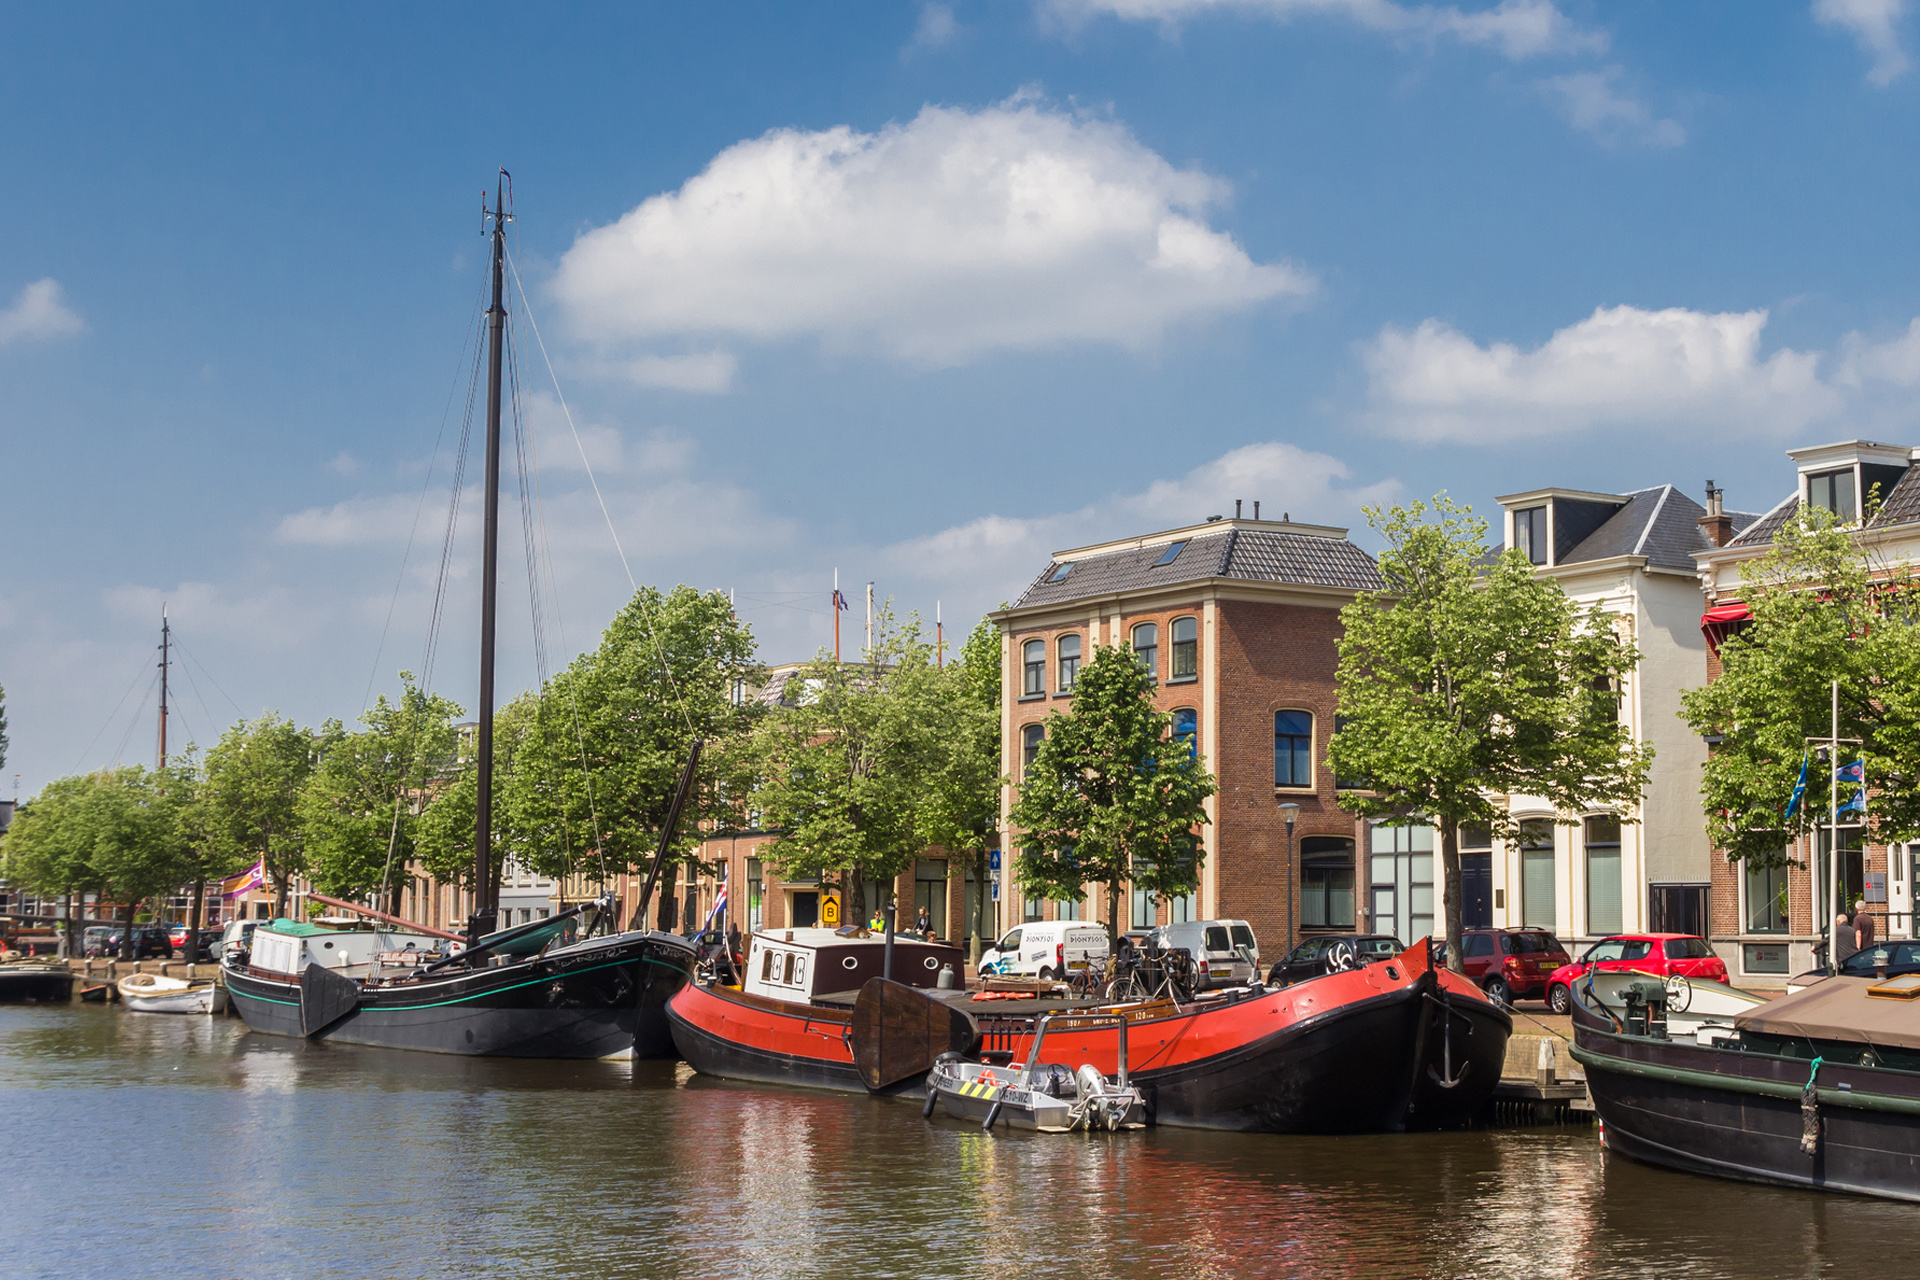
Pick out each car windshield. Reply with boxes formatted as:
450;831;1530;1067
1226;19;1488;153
1288;940;1324;963
1663;937;1713;959
1585;940;1626;962
1507;932;1560;955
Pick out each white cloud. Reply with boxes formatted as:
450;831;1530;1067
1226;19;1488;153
1360;305;1841;443
1043;0;1604;59
1837;318;1920;387
878;442;1400;603
328;452;361;477
552;95;1311;368
275;493;439;547
911;2;960;49
1540;68;1684;148
620;351;739;393
1815;0;1911;86
104;581;324;654
0;278;85;346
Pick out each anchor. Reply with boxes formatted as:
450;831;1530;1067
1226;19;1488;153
1424;988;1473;1090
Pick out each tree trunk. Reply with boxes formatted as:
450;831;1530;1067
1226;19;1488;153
655;860;679;933
1440;815;1465;974
118;897;137;961
1106;878;1122;946
58;892;72;959
271;865;288;920
969;850;987;963
187;877;205;966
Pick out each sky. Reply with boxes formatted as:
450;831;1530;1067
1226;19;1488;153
5;0;1920;797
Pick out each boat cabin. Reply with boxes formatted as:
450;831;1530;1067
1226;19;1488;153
745;928;964;1003
247;920;445;977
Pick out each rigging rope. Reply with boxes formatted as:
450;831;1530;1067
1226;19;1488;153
73;654;159;773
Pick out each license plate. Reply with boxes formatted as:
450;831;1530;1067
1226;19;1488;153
1068;961;1090;971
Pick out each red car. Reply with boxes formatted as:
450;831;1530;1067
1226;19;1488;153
1543;933;1729;1014
1459;928;1572;1004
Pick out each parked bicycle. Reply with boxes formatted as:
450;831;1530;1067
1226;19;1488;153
1103;938;1195;1004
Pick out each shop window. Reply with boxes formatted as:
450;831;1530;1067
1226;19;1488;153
1586;815;1622;935
1170;616;1198;681
1057;635;1081;692
1300;836;1355;930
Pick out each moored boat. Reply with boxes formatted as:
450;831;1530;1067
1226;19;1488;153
927;1010;1147;1133
117;971;226;1014
0;962;75;1003
1572;969;1920;1201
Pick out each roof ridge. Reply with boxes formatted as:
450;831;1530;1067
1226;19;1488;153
1630;485;1674;558
1218;526;1239;576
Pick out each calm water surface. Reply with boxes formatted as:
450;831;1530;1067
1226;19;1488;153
1;1004;1912;1279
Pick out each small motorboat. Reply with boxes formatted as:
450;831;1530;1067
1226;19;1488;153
118;972;225;1014
0;962;75;1003
928;1011;1146;1133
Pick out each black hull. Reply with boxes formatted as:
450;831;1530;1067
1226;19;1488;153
0;968;75;1003
1573;1006;1920;1201
1144;973;1508;1133
225;931;692;1059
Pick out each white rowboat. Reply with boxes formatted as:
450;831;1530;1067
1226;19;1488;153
117;972;226;1014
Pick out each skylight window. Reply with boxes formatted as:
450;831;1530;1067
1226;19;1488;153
1047;562;1073;583
1154;540;1189;567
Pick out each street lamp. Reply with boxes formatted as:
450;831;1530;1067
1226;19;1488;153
1278;802;1301;952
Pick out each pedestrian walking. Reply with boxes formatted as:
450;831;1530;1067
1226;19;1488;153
1854;898;1877;954
1835;911;1858;966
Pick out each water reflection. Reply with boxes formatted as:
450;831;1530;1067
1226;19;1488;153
2;1005;1916;1279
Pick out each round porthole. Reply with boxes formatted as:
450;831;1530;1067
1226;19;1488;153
323;941;334;949
843;955;860;970
924;956;939;970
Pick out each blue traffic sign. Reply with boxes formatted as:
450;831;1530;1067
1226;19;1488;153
990;881;1000;901
988;850;1001;870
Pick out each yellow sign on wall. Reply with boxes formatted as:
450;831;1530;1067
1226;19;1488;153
820;890;842;928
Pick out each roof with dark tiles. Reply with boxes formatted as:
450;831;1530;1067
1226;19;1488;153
1011;525;1382;611
1489;486;1766;569
1721;463;1920;551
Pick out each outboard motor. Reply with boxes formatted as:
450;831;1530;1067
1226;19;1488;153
1621;977;1669;1039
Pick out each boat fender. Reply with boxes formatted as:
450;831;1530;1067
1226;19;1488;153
1801;1056;1824;1155
982;1099;1003;1133
923;1078;940;1119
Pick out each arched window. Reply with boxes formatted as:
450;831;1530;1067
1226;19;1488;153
1057;634;1082;692
1021;723;1045;773
1170;616;1198;681
1132;623;1158;679
1022;639;1045;696
1171;708;1197;758
1274;710;1314;789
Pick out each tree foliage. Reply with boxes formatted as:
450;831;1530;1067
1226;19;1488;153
299;676;462;905
917;617;1005;955
203;714;319;916
1681;503;1920;868
750;609;944;905
1328;497;1653;970
1008;642;1217;939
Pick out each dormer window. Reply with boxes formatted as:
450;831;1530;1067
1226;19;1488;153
1807;468;1856;522
1514;506;1548;565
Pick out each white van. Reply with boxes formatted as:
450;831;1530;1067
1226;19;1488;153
981;922;1111;982
1150;919;1260;990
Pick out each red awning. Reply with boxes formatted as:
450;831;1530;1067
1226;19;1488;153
1701;601;1752;657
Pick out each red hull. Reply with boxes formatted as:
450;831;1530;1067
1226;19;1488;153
670;943;1511;1132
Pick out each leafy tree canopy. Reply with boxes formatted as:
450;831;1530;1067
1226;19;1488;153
1328;497;1652;969
917;616;1006;953
1008;641;1217;938
203;712;319;913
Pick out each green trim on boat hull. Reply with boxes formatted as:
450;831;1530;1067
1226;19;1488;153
1571;1042;1920;1118
233;953;688;1011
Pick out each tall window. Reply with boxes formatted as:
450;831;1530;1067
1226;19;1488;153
1274;711;1314;789
1170;616;1198;681
1132;623;1158;678
1021;724;1045;774
1022;639;1045;696
1520;819;1556;930
747;859;764;933
915;859;948;938
1514;506;1547;564
1172;708;1197;758
1057;635;1082;692
1369;823;1434;944
1585;815;1622;935
1131;884;1153;929
1301;836;1355;930
1808;468;1856;521
1169;891;1196;924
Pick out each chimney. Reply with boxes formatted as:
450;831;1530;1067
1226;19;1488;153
1699;480;1733;548
1254;501;1261;520
1235;499;1243;519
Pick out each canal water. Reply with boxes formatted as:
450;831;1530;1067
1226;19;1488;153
1;1005;1911;1279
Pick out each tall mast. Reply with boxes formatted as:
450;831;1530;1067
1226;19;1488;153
157;605;170;769
472;176;510;944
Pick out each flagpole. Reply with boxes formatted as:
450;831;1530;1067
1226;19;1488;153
1831;678;1841;976
833;569;841;663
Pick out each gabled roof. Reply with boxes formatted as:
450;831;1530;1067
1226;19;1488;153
1725;461;1920;551
1490;485;1762;571
1010;524;1382;611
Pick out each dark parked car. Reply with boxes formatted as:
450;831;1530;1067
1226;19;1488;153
101;925;173;959
1460;928;1572;1005
1266;934;1404;986
1789;938;1920;991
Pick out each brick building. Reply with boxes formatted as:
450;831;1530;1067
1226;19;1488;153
1696;440;1920;984
992;511;1384;955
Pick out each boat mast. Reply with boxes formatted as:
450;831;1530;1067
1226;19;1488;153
157;604;170;769
472;176;510;946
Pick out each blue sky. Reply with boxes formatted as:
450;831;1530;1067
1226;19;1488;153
5;0;1920;796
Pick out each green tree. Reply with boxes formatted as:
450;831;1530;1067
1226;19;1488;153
750;609;943;923
203;714;320;917
156;750;237;948
299;676;462;908
1;774;109;954
918;617;1006;959
1681;503;1920;873
1008;642;1218;942
482;585;761;929
82;767;191;956
1328;496;1653;972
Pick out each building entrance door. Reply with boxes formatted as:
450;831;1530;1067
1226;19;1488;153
790;891;819;928
1461;854;1492;929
